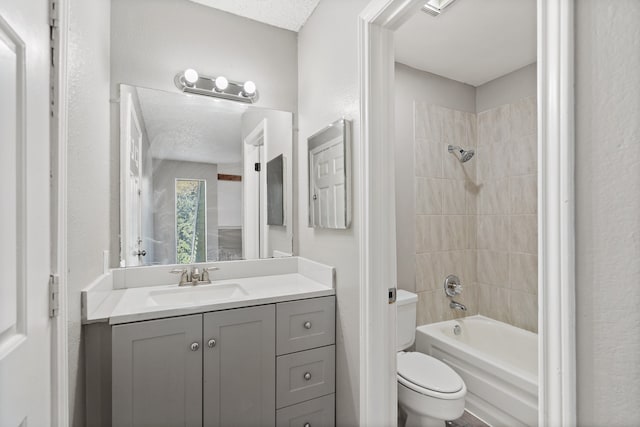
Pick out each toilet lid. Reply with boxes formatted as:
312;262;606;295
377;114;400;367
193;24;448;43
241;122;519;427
397;353;463;393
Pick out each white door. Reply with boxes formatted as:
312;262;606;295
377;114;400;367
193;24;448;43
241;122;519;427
310;137;345;228
0;0;52;426
242;120;266;259
122;93;143;266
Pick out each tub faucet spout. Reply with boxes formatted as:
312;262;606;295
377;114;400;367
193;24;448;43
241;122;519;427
450;300;467;311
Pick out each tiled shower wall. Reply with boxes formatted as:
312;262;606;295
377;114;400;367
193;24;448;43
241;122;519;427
414;103;479;325
413;97;538;332
476;96;538;332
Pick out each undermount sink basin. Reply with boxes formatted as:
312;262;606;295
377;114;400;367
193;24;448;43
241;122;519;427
148;283;249;307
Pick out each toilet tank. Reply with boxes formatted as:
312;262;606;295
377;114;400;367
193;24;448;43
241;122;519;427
396;289;418;351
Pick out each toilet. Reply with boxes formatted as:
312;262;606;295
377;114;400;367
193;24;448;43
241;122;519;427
396;290;467;427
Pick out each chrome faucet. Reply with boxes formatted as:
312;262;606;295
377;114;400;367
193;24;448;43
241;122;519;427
170;266;218;286
449;300;467;311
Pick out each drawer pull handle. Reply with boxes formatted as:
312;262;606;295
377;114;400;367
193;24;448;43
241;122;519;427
207;339;217;348
303;372;312;381
304;423;311;427
304;321;312;329
190;342;200;351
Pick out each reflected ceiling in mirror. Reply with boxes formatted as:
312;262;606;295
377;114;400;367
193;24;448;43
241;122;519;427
119;84;293;267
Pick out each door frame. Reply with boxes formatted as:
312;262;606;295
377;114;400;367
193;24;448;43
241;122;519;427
51;0;70;425
357;0;576;426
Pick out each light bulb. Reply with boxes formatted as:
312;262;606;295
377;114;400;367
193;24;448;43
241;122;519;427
183;68;199;86
214;76;229;92
242;80;257;96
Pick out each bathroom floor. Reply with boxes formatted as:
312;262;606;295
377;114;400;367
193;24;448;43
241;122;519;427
446;410;490;427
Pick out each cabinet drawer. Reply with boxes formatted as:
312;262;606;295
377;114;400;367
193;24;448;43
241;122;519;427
276;394;335;427
276;296;335;355
276;345;335;408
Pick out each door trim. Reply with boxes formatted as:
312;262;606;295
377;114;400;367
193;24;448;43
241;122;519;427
357;0;576;426
51;0;70;424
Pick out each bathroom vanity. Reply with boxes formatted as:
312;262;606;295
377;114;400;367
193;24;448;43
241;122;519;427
83;257;336;427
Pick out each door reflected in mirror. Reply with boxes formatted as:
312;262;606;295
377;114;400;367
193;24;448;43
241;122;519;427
119;84;293;267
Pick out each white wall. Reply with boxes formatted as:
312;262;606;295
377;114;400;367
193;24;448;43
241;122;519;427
575;0;640;424
110;0;298;265
475;63;536;112
66;0;111;425
395;63;476;292
297;0;369;424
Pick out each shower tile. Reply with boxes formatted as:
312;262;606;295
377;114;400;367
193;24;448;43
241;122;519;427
477;284;511;324
425;104;443;142
477;250;509;287
477;215;509;251
510;214;537;254
508;134;537;176
415;252;444;292
415;139;443;178
415;215;442;253
464;111;477;147
465;181;479;215
443;180;466;215
478;178;509;215
510;96;537;139
443;216;467;250
441;250;467;284
466;217;477;249
414;102;428;139
478;104;510;144
417;290;449;325
477;143;507;182
509;174;537;214
415;177;442;215
510;290;538;333
509;253;538;294
443;109;468;147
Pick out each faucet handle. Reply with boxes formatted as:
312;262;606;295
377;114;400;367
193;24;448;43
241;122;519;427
170;268;190;286
201;267;217;284
444;275;463;297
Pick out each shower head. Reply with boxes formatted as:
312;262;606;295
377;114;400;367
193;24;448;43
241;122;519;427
448;145;475;163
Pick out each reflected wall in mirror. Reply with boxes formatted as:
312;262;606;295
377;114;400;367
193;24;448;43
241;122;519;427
119;84;293;267
308;119;352;229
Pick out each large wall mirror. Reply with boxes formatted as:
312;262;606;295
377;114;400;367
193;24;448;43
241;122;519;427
119;84;293;267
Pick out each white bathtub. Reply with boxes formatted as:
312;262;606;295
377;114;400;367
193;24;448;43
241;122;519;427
415;315;537;427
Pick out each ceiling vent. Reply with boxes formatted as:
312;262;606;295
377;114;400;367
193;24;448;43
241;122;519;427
421;0;458;16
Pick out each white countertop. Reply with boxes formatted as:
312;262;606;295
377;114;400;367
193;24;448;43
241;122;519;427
82;257;335;325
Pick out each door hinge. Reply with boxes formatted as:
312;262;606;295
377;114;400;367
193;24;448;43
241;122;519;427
254;162;261;172
49;274;60;318
388;287;397;304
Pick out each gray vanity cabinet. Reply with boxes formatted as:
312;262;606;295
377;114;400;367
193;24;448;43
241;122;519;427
203;305;276;427
112;314;203;427
91;296;335;427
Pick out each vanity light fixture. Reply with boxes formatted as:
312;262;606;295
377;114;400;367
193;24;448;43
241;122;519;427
421;0;458;16
214;75;229;92
183;68;199;86
174;69;259;103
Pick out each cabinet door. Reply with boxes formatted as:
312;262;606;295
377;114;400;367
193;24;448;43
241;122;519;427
112;315;202;427
204;305;276;427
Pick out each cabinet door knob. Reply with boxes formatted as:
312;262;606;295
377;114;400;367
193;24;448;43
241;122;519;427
303;372;312;381
304;423;311;427
207;339;217;348
303;321;312;329
190;342;200;351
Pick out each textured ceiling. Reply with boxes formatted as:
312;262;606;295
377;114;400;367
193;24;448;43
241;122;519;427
188;0;320;32
394;0;536;86
136;87;247;165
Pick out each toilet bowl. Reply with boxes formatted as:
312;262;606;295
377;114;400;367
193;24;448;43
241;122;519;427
396;290;466;427
397;352;466;427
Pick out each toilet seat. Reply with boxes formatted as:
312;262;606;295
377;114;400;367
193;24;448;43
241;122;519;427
397;352;465;399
